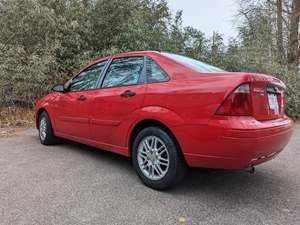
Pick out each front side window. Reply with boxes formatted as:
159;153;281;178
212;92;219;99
102;57;144;88
162;52;225;73
146;57;169;83
69;60;107;92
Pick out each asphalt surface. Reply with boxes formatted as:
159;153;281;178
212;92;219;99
0;126;299;225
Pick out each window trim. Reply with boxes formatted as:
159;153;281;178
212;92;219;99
67;59;109;93
145;56;170;84
98;56;147;89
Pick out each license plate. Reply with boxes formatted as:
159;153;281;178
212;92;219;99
268;93;279;111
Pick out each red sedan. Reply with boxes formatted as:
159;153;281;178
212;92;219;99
35;51;293;189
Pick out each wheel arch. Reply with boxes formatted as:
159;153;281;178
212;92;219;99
36;108;47;129
36;107;55;131
128;119;183;158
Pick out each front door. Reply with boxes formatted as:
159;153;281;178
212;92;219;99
54;60;108;139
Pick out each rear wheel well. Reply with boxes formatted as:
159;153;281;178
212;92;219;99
129;119;182;157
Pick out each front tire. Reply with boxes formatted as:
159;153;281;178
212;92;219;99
132;127;186;190
38;111;57;145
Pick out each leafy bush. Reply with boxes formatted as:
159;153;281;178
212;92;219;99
0;0;299;119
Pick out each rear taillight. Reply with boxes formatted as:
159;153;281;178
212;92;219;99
216;83;253;116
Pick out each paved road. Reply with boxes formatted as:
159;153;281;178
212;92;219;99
0;127;299;225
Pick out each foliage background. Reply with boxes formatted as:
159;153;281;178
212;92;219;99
0;0;299;119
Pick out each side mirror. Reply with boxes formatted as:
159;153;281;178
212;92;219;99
51;84;66;93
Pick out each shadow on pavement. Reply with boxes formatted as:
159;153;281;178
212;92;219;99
31;133;289;206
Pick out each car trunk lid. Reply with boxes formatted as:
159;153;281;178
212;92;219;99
177;71;286;121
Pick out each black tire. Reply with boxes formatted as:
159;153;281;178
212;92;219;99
38;111;58;145
132;126;186;190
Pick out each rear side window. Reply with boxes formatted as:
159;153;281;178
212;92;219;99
69;61;107;92
146;57;169;83
102;57;144;88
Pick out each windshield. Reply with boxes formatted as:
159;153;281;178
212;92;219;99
162;53;225;73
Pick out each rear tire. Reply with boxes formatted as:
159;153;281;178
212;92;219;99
38;111;58;145
132;127;186;190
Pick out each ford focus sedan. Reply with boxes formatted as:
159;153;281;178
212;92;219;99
35;51;293;189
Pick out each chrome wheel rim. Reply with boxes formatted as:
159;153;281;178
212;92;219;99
39;117;47;141
137;136;169;181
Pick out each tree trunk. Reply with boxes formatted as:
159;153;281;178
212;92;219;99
288;0;300;67
277;0;284;63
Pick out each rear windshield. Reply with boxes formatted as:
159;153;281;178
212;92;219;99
161;52;225;73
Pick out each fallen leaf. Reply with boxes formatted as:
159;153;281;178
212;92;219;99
178;217;187;223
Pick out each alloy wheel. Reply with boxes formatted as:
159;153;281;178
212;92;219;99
137;136;170;181
39;117;47;141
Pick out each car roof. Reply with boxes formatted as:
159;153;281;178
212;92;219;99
92;51;161;63
113;50;160;57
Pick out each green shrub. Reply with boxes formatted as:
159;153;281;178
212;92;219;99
0;0;299;119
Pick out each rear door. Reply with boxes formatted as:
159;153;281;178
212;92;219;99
91;56;147;147
54;60;108;138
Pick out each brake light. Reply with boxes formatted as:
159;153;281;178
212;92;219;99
216;83;253;116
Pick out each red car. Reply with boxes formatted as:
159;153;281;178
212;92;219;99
35;51;293;189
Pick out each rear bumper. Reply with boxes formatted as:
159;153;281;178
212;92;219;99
173;116;293;169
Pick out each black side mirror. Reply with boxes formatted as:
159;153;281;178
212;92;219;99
51;84;66;93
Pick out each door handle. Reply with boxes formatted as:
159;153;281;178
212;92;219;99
120;90;136;97
77;95;87;101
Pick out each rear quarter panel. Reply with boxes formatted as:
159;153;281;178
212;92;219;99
142;75;246;126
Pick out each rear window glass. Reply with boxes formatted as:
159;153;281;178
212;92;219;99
162;53;225;73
